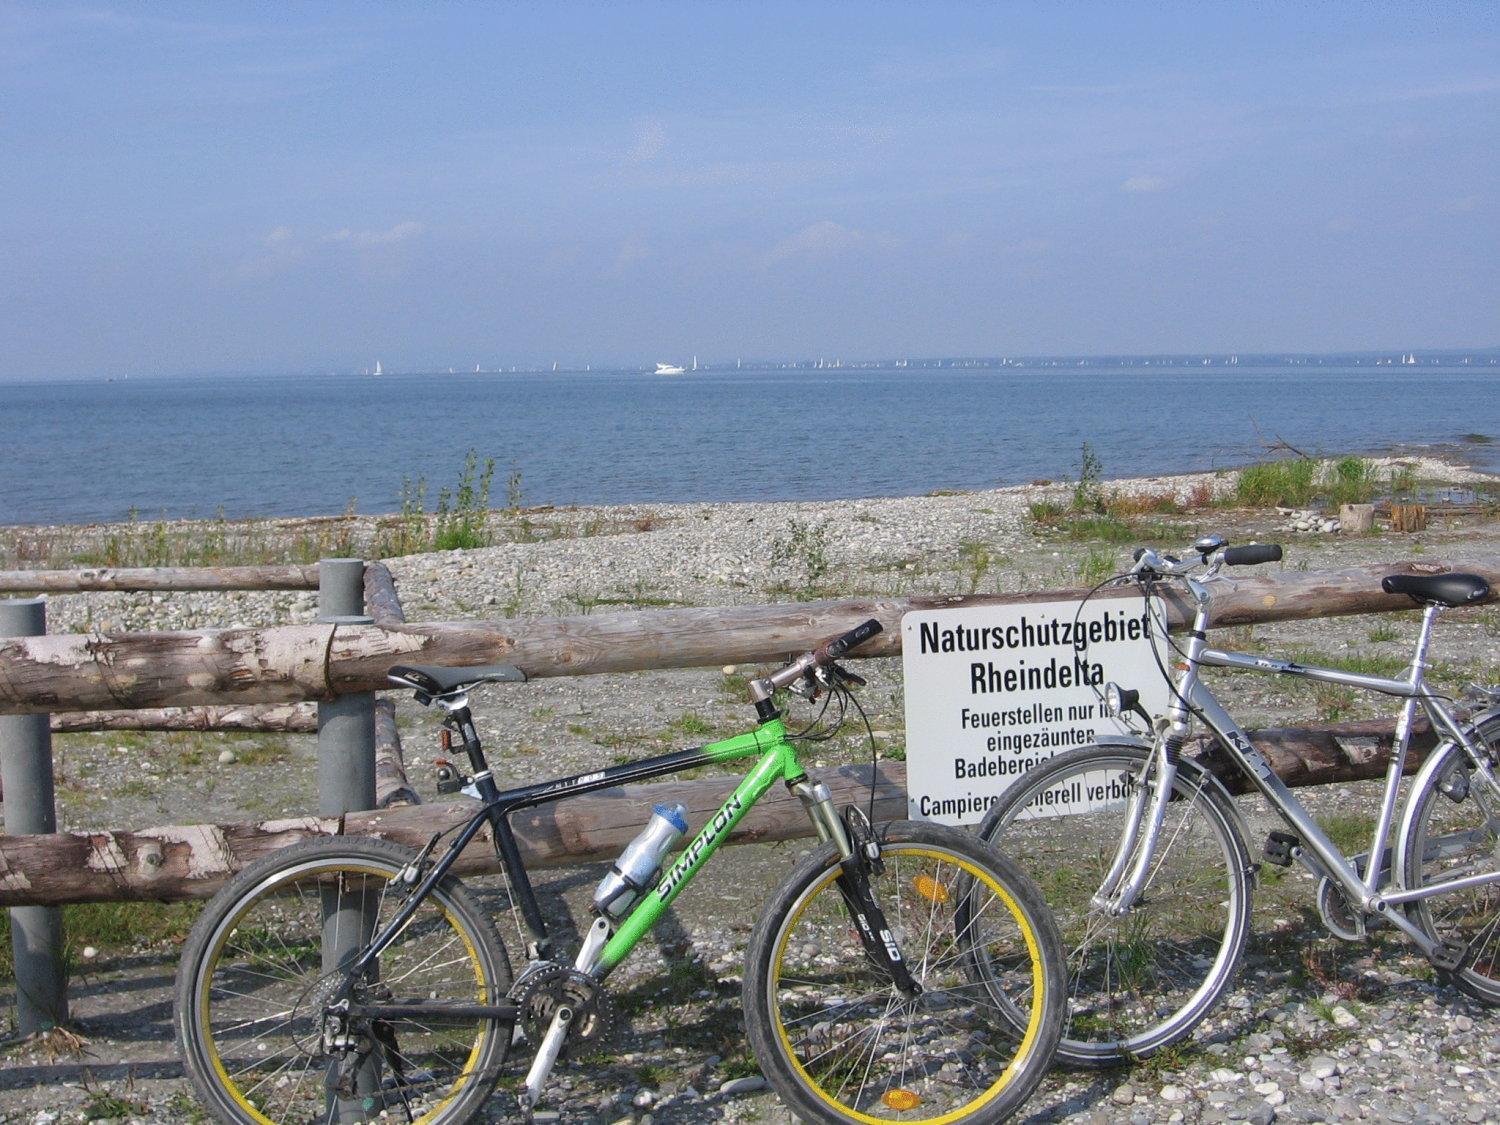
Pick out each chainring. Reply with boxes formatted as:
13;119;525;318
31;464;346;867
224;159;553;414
1316;876;1367;942
511;963;615;1056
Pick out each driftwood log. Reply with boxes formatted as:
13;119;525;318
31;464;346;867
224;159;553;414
0;716;1445;906
0;565;320;593
1;558;1495;715
374;698;419;808
49;703;318;733
363;562;406;626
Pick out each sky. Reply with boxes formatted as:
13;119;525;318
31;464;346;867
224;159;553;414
1;2;1498;379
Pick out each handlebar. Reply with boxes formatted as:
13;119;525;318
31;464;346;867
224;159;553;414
1131;538;1283;579
756;619;884;698
1223;543;1283;566
818;618;883;661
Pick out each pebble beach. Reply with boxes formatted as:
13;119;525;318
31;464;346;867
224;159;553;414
2;457;1499;1124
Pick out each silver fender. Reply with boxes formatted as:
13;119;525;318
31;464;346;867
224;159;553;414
1393;705;1500;891
1089;733;1256;863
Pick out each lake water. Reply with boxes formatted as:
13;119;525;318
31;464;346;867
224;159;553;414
1;365;1495;525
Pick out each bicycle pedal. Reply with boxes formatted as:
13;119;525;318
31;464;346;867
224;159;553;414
1430;937;1470;974
1263;831;1299;867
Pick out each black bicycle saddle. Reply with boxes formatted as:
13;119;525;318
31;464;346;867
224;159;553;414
1381;573;1491;608
387;663;528;696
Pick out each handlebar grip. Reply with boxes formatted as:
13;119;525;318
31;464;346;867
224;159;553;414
1224;543;1283;566
822;618;883;660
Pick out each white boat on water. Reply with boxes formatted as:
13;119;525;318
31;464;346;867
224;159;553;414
372;361;382;376
655;362;686;375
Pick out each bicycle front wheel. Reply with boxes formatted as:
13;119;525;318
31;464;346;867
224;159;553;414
1399;716;1500;1004
744;821;1064;1124
175;837;513;1124
975;744;1252;1066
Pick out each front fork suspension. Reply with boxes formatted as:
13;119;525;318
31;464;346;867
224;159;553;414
789;779;921;997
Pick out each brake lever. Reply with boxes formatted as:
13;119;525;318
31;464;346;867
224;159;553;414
787;673;821;700
826;662;866;688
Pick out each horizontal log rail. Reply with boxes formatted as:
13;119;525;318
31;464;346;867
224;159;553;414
0;716;1440;906
0;557;1494;715
373;698;419;808
363;562;406;626
48;703;318;733
0;564;321;593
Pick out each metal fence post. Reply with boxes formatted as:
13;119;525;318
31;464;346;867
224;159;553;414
316;561;379;1116
1;598;68;1035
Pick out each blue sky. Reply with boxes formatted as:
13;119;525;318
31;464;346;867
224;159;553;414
2;2;1497;378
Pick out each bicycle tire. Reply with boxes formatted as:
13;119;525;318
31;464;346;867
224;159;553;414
743;820;1065;1124
175;837;513;1124
975;743;1252;1066
1398;715;1500;1004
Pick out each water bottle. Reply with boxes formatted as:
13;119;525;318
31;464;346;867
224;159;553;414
592;803;689;920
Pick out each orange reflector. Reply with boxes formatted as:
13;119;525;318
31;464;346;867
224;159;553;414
913;874;949;903
883;1089;922;1111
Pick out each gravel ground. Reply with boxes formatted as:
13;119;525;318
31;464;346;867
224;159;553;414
2;459;1498;1124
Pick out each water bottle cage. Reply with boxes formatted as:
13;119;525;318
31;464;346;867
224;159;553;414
433;758;470;795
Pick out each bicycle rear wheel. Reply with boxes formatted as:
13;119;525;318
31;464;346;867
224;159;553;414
975;744;1252;1066
175;837;512;1124
1398;716;1500;1004
743;821;1064;1124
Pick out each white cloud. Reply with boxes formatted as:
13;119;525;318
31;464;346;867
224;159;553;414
627;118;668;163
1442;195;1480;215
324;221;425;247
235;222;424;280
608;234;651;276
1121;175;1169;194
763;220;868;267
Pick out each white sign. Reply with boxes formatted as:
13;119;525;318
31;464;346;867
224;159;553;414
901;596;1169;826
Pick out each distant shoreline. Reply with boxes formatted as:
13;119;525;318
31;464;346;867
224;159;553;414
4;351;1499;385
3;456;1491;540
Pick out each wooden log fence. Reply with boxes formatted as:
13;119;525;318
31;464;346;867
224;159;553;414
0;564;320;593
0;714;1442;907
0;554;1492;910
48;703;318;733
1;557;1495;715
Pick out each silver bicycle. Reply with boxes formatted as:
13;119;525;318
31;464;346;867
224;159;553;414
974;534;1497;1065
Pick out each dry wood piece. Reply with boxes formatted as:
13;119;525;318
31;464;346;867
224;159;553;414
1390;503;1428;533
1;558;1495;715
0;716;1445;906
1339;504;1375;533
0;565;320;593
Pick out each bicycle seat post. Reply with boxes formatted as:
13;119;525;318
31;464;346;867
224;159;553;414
435;694;496;793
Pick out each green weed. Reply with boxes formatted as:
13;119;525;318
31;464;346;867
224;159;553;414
1076;547;1116;586
769;518;832;594
1073;441;1106;514
1237;459;1318;507
957;540;993;594
1327;456;1377;506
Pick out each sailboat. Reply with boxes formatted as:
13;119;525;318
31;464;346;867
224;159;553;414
372;361;382;376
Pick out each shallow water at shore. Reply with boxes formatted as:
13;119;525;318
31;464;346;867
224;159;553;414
2;364;1496;525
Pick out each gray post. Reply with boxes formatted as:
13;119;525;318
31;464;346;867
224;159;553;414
0;599;68;1034
316;561;379;1117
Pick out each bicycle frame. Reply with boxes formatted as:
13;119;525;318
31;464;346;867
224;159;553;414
1099;583;1500;958
351;711;844;983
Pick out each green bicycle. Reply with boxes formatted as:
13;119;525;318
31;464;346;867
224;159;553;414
175;620;1065;1123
